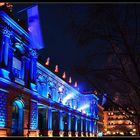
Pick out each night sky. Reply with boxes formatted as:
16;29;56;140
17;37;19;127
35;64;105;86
13;3;95;92
10;3;140;121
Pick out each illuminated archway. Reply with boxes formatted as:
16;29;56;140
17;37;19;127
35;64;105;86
11;99;24;136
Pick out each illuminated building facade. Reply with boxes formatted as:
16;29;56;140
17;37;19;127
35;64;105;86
103;108;137;136
0;9;99;137
97;104;104;136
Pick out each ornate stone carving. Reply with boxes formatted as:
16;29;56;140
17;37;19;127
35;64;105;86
22;56;30;62
15;42;23;48
29;49;38;58
37;73;47;84
48;80;54;89
2;27;12;38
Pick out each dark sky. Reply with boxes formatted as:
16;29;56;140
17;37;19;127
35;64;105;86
11;3;139;107
12;3;94;92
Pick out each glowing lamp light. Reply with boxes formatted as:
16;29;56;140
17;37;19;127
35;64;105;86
98;132;103;137
45;57;50;66
113;132;116;135
69;77;72;83
74;105;77;109
68;131;72;137
58;86;63;93
0;3;5;7
62;72;66;79
48;130;53;137
74;81;77;87
83;110;86;114
107;131;110;134
75;132;78;137
86;132;88;137
119;120;122;124
77;104;89;112
62;94;73;105
59;131;64;137
55;65;59;73
120;132;124;135
94;90;97;95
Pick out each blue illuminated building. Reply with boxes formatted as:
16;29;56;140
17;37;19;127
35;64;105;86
0;6;99;137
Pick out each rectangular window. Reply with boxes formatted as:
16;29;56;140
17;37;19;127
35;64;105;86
12;57;22;79
12;57;21;70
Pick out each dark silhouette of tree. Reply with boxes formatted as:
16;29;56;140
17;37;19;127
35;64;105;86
65;4;140;135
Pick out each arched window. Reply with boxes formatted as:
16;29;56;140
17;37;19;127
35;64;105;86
12;100;24;136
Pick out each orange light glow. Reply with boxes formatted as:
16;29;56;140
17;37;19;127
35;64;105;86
48;130;53;137
69;77;72;83
45;57;50;66
55;65;58;73
75;132;78;137
59;131;64;137
68;131;72;137
62;72;66;79
94;90;98;95
86;132;89;137
0;3;5;7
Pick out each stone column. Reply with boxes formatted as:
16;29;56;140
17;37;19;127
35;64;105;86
7;47;14;72
29;49;38;92
68;113;71;137
59;110;64;137
88;120;91;137
89;120;93;137
29;100;39;137
75;116;78;137
8;47;16;81
22;56;30;88
92;121;95;137
48;107;53;137
80;117;84;137
85;119;88;137
21;56;25;80
94;121;98;136
0;27;12;80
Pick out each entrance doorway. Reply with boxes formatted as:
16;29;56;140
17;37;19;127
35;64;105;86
38;107;47;136
11;100;24;136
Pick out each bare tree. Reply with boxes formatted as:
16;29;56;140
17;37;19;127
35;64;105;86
65;4;140;135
